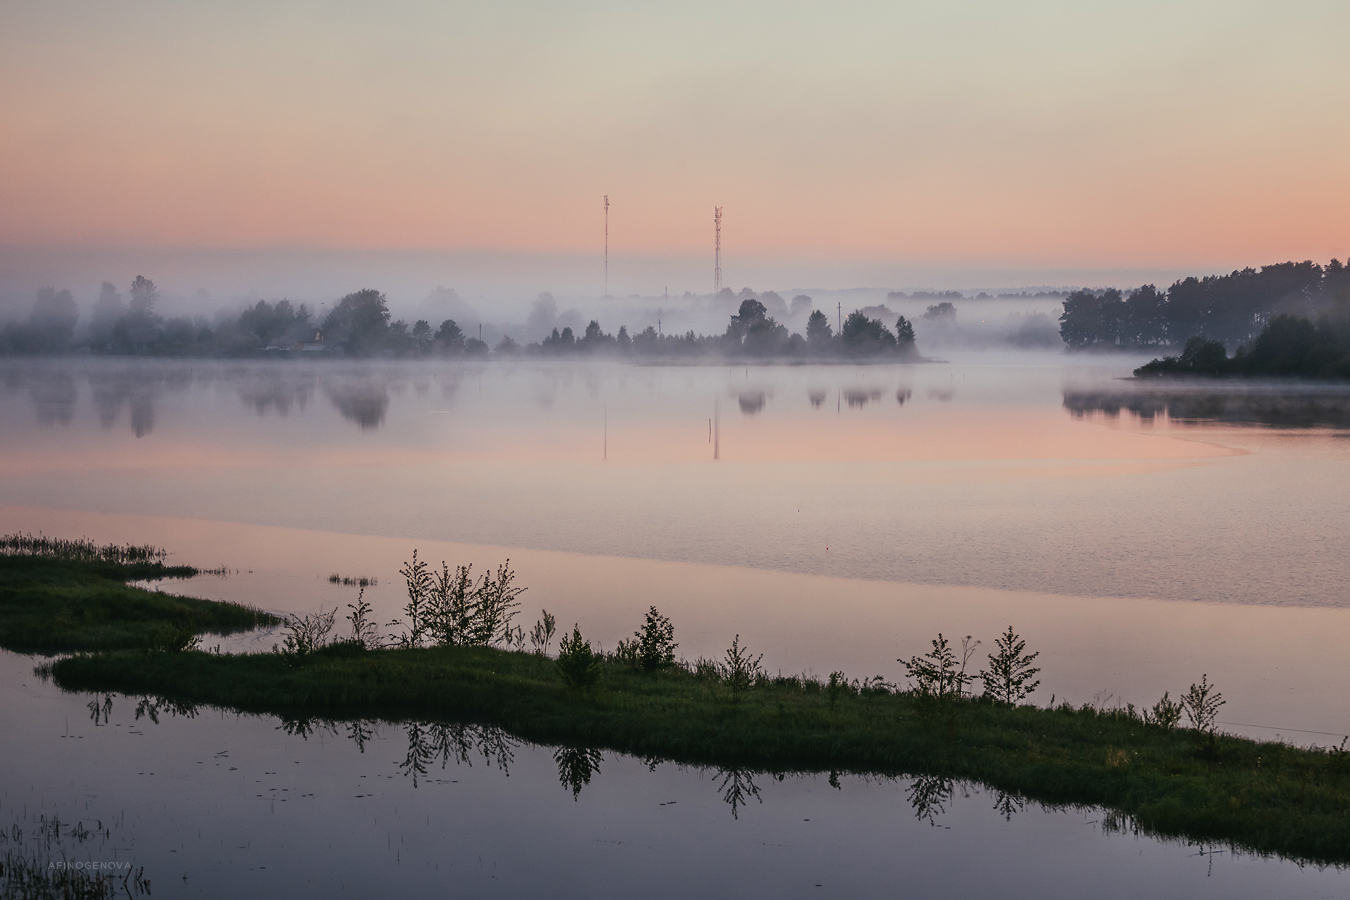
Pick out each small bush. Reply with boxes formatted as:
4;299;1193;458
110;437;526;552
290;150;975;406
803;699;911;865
1145;690;1183;729
1182;674;1225;734
721;635;763;702
555;625;600;689
277;607;337;662
530;609;557;655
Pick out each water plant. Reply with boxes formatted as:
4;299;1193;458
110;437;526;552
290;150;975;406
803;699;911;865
328;573;378;587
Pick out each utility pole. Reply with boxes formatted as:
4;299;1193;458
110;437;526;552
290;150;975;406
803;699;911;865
837;302;841;336
604;195;609;298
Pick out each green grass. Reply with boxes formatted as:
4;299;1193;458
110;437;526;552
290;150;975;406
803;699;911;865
50;643;1350;866
0;553;279;653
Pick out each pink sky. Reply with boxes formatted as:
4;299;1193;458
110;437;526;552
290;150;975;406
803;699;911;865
1;0;1347;293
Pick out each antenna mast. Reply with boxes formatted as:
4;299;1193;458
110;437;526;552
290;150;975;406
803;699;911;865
713;207;723;294
604;195;610;298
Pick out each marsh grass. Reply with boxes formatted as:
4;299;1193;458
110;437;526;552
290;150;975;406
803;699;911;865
50;642;1350;865
0;553;278;654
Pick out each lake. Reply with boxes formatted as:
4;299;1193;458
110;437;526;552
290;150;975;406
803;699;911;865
2;353;1349;896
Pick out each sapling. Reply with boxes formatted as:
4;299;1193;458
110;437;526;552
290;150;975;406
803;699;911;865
721;635;764;702
633;606;678;671
529;609;557;655
901;633;971;700
979;626;1041;704
346;588;380;649
1182;675;1225;734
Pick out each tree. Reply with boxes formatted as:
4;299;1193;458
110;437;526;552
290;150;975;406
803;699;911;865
323;289;390;355
28;288;79;351
90;282;125;345
128;276;159;320
726;298;768;342
435;318;465;353
806;310;833;351
923;301;957;322
895;315;916;351
840;310;895;355
979;627;1041;704
412;319;433;353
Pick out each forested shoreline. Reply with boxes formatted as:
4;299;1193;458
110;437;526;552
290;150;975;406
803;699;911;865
1058;258;1349;349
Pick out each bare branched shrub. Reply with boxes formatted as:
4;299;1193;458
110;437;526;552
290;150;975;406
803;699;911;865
278;607;337;660
530;609;557;656
1182;674;1225;734
346;588;380;649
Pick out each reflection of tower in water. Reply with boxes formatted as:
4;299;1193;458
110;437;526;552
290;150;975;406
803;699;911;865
713;400;720;460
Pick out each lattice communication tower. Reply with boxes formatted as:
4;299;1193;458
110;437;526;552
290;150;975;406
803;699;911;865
604;195;610;298
713;207;723;294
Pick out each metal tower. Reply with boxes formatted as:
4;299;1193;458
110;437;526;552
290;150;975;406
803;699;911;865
604;195;610;298
713;207;723;294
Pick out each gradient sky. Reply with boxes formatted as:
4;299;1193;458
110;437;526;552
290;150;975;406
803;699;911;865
1;0;1347;294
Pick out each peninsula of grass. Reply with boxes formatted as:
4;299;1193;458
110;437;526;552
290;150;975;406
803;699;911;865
0;534;278;653
51;642;1350;865
12;538;1350;865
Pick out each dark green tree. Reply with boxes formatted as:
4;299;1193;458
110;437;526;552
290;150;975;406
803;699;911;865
323;289;390;355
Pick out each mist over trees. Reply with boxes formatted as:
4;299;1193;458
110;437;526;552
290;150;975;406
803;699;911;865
0;276;931;362
1060;259;1350;350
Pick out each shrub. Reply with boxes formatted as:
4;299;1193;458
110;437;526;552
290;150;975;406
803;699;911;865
631;606;678;671
277;607;337;662
1144;691;1183;729
901;633;974;700
529;609;557;655
1182;675;1225;734
555;625;600;689
721;635;764;702
395;553;526;648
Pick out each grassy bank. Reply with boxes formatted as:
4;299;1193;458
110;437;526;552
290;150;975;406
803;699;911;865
51;642;1350;865
0;537;279;653
11;540;1350;864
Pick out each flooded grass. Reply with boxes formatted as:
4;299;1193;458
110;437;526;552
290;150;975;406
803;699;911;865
50;642;1350;866
0;544;279;654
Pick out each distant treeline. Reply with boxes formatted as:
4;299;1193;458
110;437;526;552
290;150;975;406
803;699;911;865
1059;259;1350;349
529;300;917;360
1;281;921;361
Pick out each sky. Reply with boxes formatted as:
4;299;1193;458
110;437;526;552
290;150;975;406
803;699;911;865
1;0;1347;301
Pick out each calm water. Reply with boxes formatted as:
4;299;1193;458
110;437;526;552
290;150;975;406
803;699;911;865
3;355;1350;896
